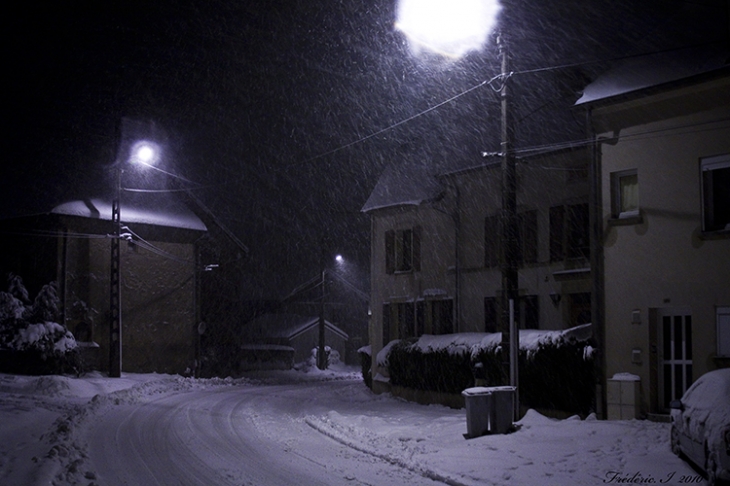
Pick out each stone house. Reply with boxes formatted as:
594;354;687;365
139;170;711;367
577;45;730;417
362;145;592;391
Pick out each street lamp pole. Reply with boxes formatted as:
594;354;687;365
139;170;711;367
108;127;162;378
318;268;327;370
109;165;122;377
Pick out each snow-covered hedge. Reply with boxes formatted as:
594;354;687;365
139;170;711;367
357;345;372;388
0;274;79;375
386;324;596;416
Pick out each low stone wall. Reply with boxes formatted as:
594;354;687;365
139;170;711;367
373;379;464;409
373;379;585;419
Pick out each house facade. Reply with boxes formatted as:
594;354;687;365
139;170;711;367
0;192;207;375
363;147;592;389
578;47;730;416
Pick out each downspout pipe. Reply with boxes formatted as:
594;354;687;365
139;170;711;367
587;106;607;419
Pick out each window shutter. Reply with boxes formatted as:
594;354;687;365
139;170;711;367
549;206;565;262
385;230;395;274
412;226;421;272
382;303;391;345
484;215;499;267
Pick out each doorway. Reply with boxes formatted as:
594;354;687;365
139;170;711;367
657;308;693;411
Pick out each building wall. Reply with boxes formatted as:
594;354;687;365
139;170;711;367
596;94;730;414
451;150;591;335
61;225;199;374
369;204;455;377
367;148;592;380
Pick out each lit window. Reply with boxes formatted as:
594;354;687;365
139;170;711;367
611;169;639;219
701;154;730;233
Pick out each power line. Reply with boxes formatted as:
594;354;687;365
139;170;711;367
277;41;727;170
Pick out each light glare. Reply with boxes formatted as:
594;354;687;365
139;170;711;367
396;0;501;58
129;141;161;166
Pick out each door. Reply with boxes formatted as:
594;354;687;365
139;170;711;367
658;309;693;411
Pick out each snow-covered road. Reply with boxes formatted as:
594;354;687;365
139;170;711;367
0;368;704;486
85;380;444;485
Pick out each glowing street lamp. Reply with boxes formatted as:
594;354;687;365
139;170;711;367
109;129;161;378
395;0;500;58
395;0;520;420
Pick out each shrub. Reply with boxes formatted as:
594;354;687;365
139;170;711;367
0;275;79;375
386;329;596;416
388;338;475;394
358;345;372;389
473;340;596;416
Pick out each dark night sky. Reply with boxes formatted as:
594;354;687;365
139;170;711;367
4;0;727;297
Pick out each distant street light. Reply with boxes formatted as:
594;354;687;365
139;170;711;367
317;253;346;370
396;0;520;420
109;126;161;378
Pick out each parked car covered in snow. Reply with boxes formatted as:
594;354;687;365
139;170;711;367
670;368;730;486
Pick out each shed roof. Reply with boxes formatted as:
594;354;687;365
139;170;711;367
1;189;206;233
245;313;349;342
51;192;206;232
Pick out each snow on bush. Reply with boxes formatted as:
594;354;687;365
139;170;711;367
13;322;77;354
0;291;25;322
384;324;597;415
0;275;77;372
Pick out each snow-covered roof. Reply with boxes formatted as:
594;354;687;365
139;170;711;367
361;152;497;213
361;158;445;213
576;44;729;106
245;313;349;342
51;192;206;232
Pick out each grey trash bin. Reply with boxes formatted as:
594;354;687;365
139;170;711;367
462;386;516;438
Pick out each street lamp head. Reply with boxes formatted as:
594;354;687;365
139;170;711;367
129;140;161;166
335;254;344;265
396;0;501;58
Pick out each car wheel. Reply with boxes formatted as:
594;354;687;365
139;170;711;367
670;425;681;456
706;446;718;486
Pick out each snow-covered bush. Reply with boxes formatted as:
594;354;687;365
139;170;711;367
385;325;596;416
0;274;79;375
357;345;372;388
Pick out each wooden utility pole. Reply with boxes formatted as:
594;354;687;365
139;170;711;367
498;33;519;418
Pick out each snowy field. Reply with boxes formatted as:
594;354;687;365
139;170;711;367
0;365;704;486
